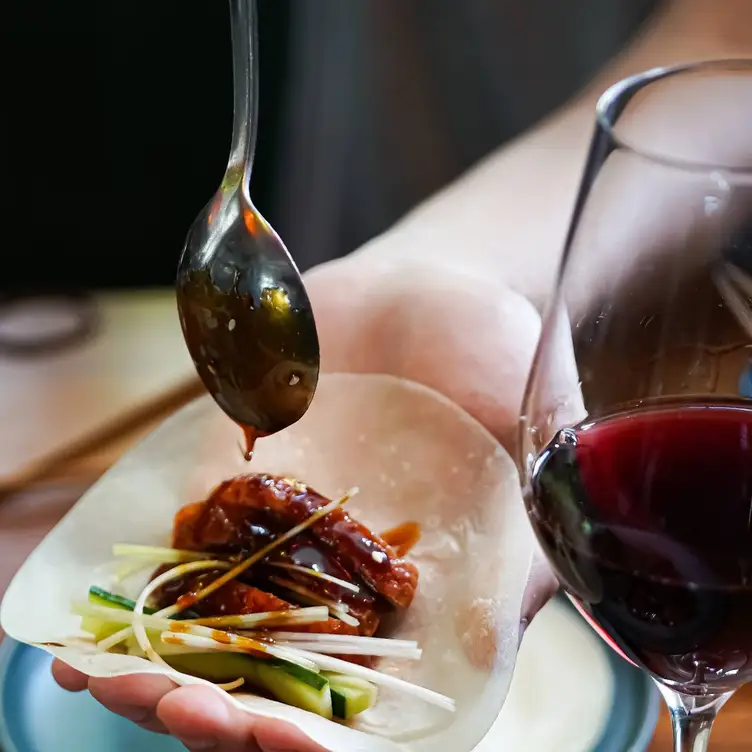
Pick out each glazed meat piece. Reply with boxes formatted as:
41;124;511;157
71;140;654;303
154;571;378;637
171;500;381;633
175;475;419;608
172;499;279;554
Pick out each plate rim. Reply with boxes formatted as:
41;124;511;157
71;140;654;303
593;632;661;751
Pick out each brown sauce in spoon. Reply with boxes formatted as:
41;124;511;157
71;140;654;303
176;266;319;455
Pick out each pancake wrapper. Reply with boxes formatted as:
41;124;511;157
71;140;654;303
1;373;534;752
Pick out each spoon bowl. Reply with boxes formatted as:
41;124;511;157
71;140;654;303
176;0;319;445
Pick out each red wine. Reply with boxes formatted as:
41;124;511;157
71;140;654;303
527;400;752;694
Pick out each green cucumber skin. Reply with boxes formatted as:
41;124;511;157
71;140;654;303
331;688;347;719
87;586;199;618
89;587;137;611
88;587;156;614
263;659;328;691
169;653;326;691
255;662;332;720
325;674;378;720
168;654;332;719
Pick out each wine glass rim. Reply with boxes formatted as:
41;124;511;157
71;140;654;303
596;58;752;174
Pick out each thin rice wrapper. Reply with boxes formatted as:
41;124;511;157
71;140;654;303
1;373;534;752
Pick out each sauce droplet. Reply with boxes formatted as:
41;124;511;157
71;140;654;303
242;425;260;462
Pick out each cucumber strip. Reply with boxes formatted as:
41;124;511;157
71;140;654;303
89;587;155;614
325;673;378;720
169;653;326;691
73;601;131;642
87;587;197;619
168;653;333;718
256;661;332;719
265;658;327;690
79;615;125;642
74;604;159;643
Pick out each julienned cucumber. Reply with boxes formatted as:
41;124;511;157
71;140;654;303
256;661;333;720
326;673;378;720
79;587;157;641
87;586;197;619
167;653;326;691
89;586;154;613
81;588;377;720
167;653;333;719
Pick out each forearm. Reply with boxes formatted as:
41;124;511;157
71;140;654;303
344;0;752;311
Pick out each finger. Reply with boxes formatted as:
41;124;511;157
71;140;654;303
157;686;255;752
157;685;330;752
51;660;89;692
89;674;176;734
254;715;331;752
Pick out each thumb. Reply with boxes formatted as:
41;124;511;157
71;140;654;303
348;263;542;456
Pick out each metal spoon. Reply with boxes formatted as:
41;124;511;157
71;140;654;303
176;0;319;453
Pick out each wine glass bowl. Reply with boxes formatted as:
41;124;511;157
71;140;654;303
519;60;752;748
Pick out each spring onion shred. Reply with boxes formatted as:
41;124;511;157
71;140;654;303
112;544;222;563
267;562;360;593
218;677;246;691
285;647;455;712
330;608;359;628
97;560;233;652
188;606;328;629
270;576;361;628
132;560;233;670
166;623;318;670
180;489;356;608
252;642;422;659
74;602;179;632
75;602;328;633
259;632;419;648
162;632;257;655
246;632;422;659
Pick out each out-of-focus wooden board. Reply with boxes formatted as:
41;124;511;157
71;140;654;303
0;289;199;481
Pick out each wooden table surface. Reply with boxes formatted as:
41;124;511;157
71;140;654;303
0;291;751;749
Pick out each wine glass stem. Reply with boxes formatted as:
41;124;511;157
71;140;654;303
227;0;259;178
655;684;733;752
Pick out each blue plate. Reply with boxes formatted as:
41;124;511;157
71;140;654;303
0;611;660;752
589;639;660;752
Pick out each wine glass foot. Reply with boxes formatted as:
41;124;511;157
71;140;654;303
653;683;734;752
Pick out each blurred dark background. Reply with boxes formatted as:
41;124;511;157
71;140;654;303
5;0;291;290
3;0;656;294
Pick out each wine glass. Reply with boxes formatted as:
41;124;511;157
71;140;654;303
519;59;752;751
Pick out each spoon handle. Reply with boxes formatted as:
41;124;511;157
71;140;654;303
227;0;259;181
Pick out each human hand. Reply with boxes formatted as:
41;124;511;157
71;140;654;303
51;666;329;751
52;254;557;750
